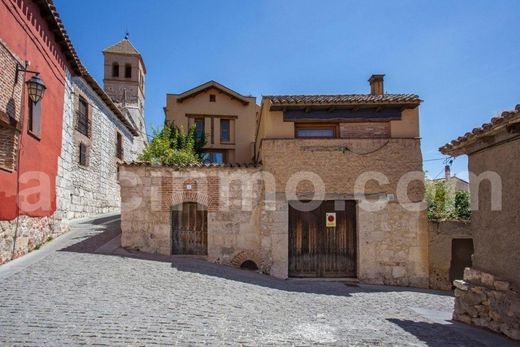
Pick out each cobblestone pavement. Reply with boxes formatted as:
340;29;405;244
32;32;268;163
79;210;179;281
0;215;517;346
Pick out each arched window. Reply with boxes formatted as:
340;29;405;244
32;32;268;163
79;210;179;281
112;62;119;77
125;64;132;78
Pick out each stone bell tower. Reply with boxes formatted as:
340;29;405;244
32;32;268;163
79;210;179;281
103;34;147;145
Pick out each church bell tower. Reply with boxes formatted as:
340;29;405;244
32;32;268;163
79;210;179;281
103;34;147;144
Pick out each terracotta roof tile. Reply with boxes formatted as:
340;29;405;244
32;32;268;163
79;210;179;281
103;39;141;55
264;94;421;106
439;105;520;154
121;161;261;169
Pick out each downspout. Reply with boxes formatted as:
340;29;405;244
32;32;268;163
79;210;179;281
253;98;266;163
11;63;27;260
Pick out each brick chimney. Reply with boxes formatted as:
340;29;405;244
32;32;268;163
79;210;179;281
444;165;451;181
369;74;385;95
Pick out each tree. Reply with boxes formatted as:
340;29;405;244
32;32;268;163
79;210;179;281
138;122;206;166
454;190;471;220
425;180;471;220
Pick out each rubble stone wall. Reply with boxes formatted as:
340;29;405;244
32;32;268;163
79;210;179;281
454;268;520;340
0;215;68;265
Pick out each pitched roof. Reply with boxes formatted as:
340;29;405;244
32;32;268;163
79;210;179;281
263;94;421;107
439;105;520;155
172;80;253;105
103;38;140;55
122;161;261;169
102;37;146;73
34;0;139;136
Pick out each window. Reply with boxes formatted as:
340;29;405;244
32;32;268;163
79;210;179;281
124;64;132;78
112;62;119;78
28;99;41;137
220;119;230;143
194;118;205;139
209;94;216;102
76;97;90;137
202;151;224;164
116;132;124;160
79;142;88;166
295;124;337;138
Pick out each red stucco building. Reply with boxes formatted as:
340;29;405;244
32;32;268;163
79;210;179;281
0;0;70;221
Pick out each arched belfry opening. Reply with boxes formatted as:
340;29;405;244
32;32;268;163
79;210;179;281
171;202;208;255
112;62;119;77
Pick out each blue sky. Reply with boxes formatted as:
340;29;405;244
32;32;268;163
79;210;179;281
55;0;520;179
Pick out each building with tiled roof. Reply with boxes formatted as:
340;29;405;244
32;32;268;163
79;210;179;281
0;0;147;264
440;105;520;156
129;74;432;288
439;104;520;339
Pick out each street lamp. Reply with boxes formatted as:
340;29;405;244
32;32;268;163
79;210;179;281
15;62;47;103
26;74;46;103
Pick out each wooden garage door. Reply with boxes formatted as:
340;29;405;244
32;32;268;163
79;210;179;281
171;202;208;255
289;200;356;277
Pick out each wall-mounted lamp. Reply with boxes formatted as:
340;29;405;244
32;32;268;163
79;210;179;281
16;62;47;103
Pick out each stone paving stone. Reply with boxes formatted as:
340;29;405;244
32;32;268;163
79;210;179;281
0;217;517;346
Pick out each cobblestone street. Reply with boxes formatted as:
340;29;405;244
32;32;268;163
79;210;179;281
0;214;516;346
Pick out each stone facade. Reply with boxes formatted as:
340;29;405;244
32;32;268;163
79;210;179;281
120;165;280;275
55;72;143;221
260;138;429;286
454;268;520;340
120;148;429;286
0;215;65;264
428;220;472;290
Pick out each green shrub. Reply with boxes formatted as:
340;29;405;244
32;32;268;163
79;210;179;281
139;122;206;166
425;180;470;221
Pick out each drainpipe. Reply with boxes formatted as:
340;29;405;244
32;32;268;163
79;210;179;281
11;63;28;260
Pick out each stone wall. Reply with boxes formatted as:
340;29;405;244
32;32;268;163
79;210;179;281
120;136;430;287
0;215;67;265
119;165;278;274
428;220;472;290
454;268;520;340
260;138;429;287
55;74;143;221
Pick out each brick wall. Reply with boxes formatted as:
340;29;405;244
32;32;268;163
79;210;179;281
120;165;272;273
0;40;23;172
340;122;390;139
261;138;429;287
120;147;430;286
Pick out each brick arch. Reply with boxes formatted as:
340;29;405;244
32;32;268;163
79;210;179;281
170;191;210;208
230;250;270;273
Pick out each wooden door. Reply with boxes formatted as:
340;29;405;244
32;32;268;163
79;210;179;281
171;202;208;255
449;238;474;284
289;200;356;277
